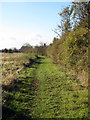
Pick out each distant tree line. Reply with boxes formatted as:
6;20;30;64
1;48;19;53
0;42;47;56
18;42;47;56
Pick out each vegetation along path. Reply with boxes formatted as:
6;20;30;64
3;56;88;119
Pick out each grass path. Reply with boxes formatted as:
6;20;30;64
3;56;88;119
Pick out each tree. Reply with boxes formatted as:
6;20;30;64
3;48;8;53
13;48;19;53
20;43;34;53
8;49;13;53
35;43;47;56
71;2;89;29
56;6;73;36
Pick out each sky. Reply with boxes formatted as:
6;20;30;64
0;2;71;49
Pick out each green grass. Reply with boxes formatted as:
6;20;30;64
3;56;88;119
31;57;88;118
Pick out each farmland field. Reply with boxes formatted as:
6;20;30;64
2;53;88;119
2;53;35;85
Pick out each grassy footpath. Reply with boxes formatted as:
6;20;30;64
3;56;88;119
31;57;88;118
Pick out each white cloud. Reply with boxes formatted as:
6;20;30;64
0;26;37;49
0;26;53;49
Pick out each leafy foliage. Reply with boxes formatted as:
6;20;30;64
47;2;89;86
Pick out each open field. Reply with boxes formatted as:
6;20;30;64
2;54;88;119
2;53;35;86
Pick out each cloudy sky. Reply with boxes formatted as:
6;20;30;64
0;2;71;49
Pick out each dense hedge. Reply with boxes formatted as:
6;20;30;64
46;2;89;85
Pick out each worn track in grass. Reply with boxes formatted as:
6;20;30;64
3;56;88;119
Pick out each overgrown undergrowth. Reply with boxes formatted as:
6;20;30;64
2;56;88;119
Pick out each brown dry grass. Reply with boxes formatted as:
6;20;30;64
1;53;30;86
